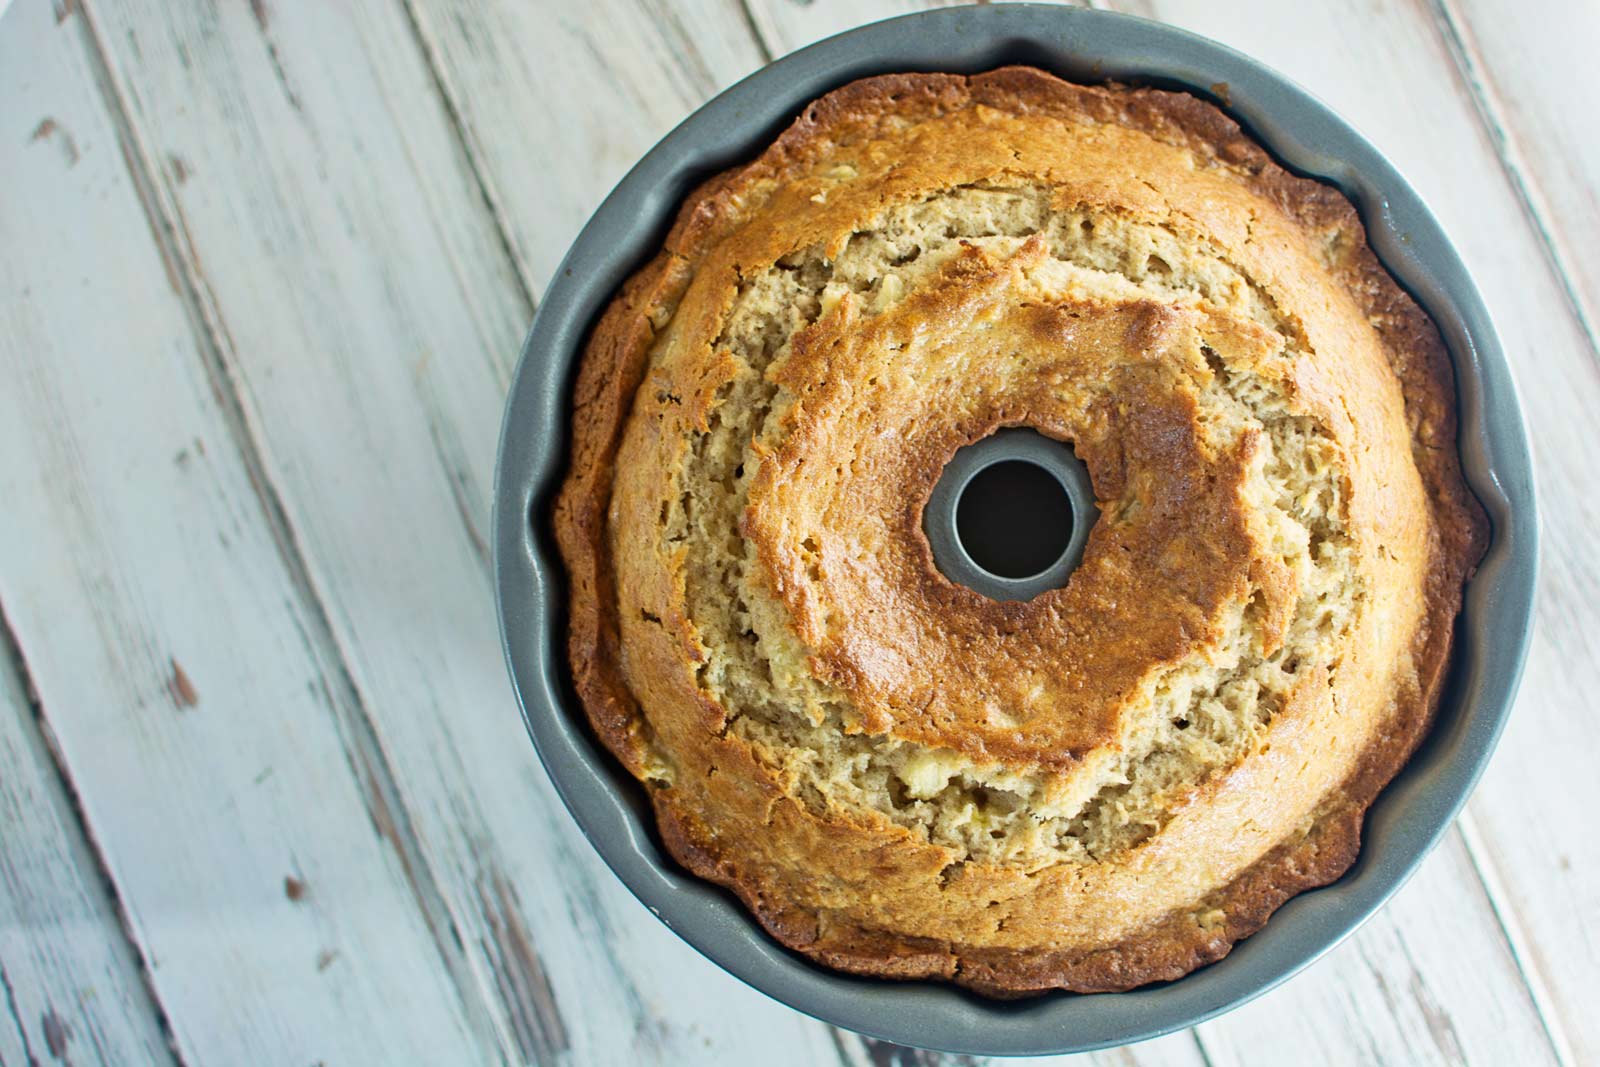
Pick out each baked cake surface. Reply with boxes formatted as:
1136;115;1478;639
554;68;1485;995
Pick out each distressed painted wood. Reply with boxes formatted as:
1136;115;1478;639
0;2;491;1063
1439;0;1600;343
1193;834;1556;1067
1405;21;1600;1050
0;629;175;1067
836;1031;1208;1067
3;0;1597;1063
402;0;768;294
740;0;968;61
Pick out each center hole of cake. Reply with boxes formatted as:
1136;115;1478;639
923;428;1094;602
955;460;1074;579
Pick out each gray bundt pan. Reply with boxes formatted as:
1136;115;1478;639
493;5;1538;1055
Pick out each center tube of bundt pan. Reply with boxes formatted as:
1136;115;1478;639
923;429;1095;602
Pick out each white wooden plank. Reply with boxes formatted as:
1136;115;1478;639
1088;1034;1208;1067
831;1031;1208;1067
1073;6;1599;1064
0;2;490;1063
1195;834;1554;1067
740;0;967;62
402;0;768;294
1436;0;1600;344
69;0;848;1062
0;627;175;1067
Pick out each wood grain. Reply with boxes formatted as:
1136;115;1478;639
1434;0;1600;349
0;615;175;1067
740;0;968;60
1193;834;1555;1067
3;0;1595;1062
403;0;768;294
0;1;492;1062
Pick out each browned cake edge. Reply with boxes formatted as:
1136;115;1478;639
551;67;1489;996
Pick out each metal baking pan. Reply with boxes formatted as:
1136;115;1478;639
492;5;1538;1054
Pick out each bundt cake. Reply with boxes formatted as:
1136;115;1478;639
554;68;1485;995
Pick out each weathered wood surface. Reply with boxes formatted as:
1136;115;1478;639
1441;0;1600;344
0;617;175;1067
0;2;489;1062
1;0;1594;1063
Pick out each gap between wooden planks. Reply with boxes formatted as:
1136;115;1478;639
1431;0;1600;350
0;1;491;1063
0;605;176;1067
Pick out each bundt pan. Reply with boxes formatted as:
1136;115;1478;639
493;4;1537;1055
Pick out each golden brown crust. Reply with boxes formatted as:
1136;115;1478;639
553;68;1486;995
